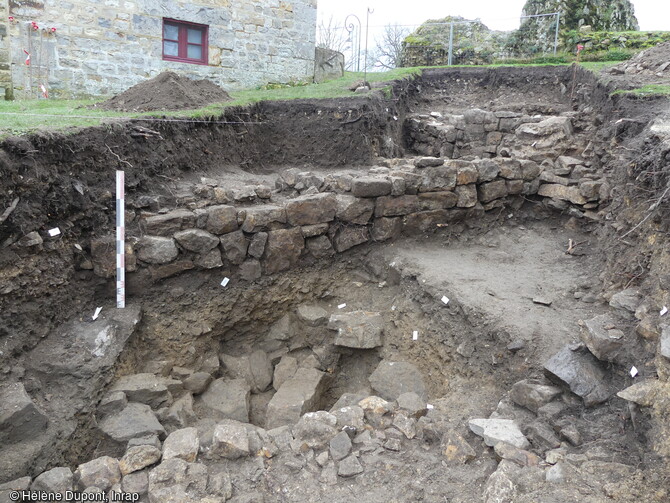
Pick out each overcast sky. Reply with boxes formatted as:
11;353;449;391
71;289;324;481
317;0;670;34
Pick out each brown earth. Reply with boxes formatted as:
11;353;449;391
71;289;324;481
94;71;232;112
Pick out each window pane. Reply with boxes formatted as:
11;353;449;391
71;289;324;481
163;24;179;40
164;40;178;57
187;28;202;44
187;44;202;60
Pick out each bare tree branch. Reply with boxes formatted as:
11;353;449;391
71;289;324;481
372;23;410;70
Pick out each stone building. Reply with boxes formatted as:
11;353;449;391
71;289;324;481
0;0;317;99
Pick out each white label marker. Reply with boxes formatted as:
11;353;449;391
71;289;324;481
221;277;230;287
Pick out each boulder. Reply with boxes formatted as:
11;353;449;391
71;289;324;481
418;191;458;210
516;116;573;148
369;360;426;400
335;195;375;224
247;232;268;258
537;184;587;205
468;418;530;449
440;430;476;465
418;167;457;192
543;345;611;406
31;467;73;494
371;217;402;241
493;442;541;467
110;373;172;408
478;180;508;203
286;193;337;226
182;372;213;395
263;228;304;274
292;411;337;448
204;205;238;235
273;356;298;391
161;393;197;430
509;380;562;413
143;210;196;236
174;229;219;253
199;378;250;423
475;159;500;182
396;392;427;419
194;248;222;269
375;195;420;217
0;382;48;445
119;445;162;475
296;305;329;327
137;237;179;264
331;225;369;253
616;380;664;407
579;314;625;361
74;456;121;491
307;235;335;258
327;311;384;349
240;205;287;232
351;177;392;197
219;230;248;265
98;403;166;442
609;288;641;314
162;427;199;463
210;420;250;459
331;405;366;434
121;470;149;495
266;368;328;429
220;351;273;393
455;185;478;208
329;431;352;461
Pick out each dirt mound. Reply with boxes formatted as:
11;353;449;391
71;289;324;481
96;71;232;112
610;41;670;77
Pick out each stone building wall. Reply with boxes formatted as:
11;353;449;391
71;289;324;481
0;0;11;99
4;0;316;98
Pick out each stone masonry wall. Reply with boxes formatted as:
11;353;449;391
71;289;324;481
5;0;316;98
0;0;11;99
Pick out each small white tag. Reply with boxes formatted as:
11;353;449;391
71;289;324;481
338;303;346;309
391;305;396;311
630;366;638;378
661;306;668;316
441;296;449;305
48;227;61;237
426;404;434;410
220;277;230;287
92;307;102;321
412;330;418;341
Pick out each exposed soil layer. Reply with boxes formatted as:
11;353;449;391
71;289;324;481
607;41;670;86
95;71;232;112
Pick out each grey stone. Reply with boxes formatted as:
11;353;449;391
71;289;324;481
580;314;625;361
210;419;250;459
369;360;426;400
328;311;384;349
110;373;171;408
207;468;232;500
418;166;457;192
371;217;402;241
335;195;375;224
316;451;330;467
266;368;328;429
31;467;73;494
295;172;325;191
99;403;166;443
396;392;427;419
375;195;420;217
0;382;48;445
475;159;500;182
509;380;562;413
199;378;250;423
537;184;587;205
163;427;199;463
609;288;641;314
296;305;329;327
240;205;287;232
144;210;196;236
121;470;149;495
183;372;213;395
392;412;417;439
329;431;352;461
162;393;197;430
273;356;298;391
137;236;179;264
18;230;43;247
262;228;304;274
331;225;369;252
219;230;248;265
127;434;161;450
285;193;337;226
516;116;573;147
384;438;401;451
292;411;337;448
331;405;365;434
414;157;444;168
220;351;273;393
337;454;364;477
239;258;262;281
147;457;207;500
174;229;219;253
358;396;392;429
468;418;530;449
119;445;162;475
455;184;478;208
248;232;268;258
543;345;611;406
526;421;561;451
194;248;223;269
74;456;121;491
301;223;329;238
478;180;508;203
545;462;565;483
306;235;335;258
616;380;663;407
204;205;238;235
440;430;476;465
351;177;392;197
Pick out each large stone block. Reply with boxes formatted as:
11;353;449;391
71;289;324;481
327;311;384;349
331;225;369;252
375;195;420;217
143;210;196;236
369;360;426;400
418;191;458;211
174;229;219;253
537;184;587;205
371;217;402;242
98;403;166;443
579;314;625;362
240;205;287;232
418;166;457;192
199;379;250;423
204;205;238;235
110;373;172;408
262;228;304;274
478;180;508;203
285;193;337;226
219;230;248;265
0;383;48;445
335;195;375;224
351;177;392;197
137;236;179;264
468;418;529;449
220;351;273;393
266;368;328;429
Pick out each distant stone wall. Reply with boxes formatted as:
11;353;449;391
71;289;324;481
6;0;317;98
0;0;11;99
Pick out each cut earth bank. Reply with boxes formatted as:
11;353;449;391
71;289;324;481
1;64;670;502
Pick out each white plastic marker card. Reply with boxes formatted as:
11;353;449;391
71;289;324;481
661;306;668;316
441;296;450;305
92;307;102;321
338;303;346;309
630;366;638;378
412;330;419;341
426;404;434;410
220;277;230;287
48;227;61;237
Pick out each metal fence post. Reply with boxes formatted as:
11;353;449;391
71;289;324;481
554;12;560;55
448;22;454;66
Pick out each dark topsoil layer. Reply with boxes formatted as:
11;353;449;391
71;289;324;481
94;71;232;112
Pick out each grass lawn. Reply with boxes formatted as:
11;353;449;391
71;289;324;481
611;84;670;97
0;62;621;137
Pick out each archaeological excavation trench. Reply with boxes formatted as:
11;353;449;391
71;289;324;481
1;65;670;502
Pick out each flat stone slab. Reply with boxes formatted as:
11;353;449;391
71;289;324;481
468;418;530;449
110;373;172;408
328;311;384;349
266;368;328;429
543;345;611;406
509;380;562;413
98;403;166;443
579;314;625;362
369;360;426;401
199;378;250;423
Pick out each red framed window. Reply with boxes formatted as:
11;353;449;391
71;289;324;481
162;18;208;65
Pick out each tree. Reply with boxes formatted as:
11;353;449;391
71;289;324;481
316;16;348;53
372;23;410;70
